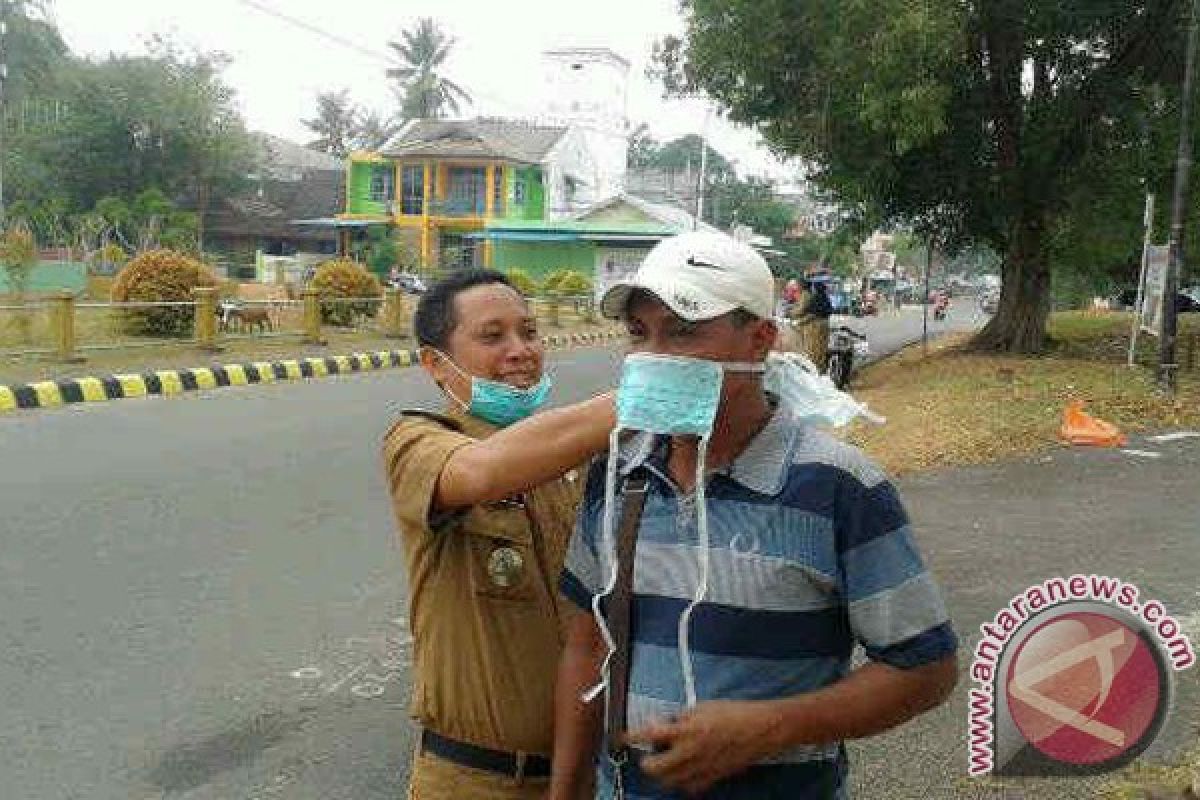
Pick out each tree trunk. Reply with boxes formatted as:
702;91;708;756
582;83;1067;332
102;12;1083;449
971;211;1051;353
196;180;209;254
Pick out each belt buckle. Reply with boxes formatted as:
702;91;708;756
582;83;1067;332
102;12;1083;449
514;751;527;783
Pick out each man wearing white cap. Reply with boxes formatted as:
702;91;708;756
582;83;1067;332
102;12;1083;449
549;231;958;799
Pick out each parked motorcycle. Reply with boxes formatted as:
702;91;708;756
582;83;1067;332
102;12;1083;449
826;325;869;390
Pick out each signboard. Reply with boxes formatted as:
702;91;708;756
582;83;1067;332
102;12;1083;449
1140;245;1170;336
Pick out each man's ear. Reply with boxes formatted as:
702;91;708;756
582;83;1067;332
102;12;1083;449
752;319;779;360
420;347;446;387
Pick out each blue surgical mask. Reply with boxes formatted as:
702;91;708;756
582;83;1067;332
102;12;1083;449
435;351;553;427
615;353;725;436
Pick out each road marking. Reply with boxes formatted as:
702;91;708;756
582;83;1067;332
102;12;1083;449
1120;449;1162;458
1148;431;1200;442
321;662;367;694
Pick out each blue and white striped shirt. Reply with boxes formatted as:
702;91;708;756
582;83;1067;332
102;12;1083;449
560;405;958;799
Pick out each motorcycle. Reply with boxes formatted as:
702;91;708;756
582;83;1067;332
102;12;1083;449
826;325;869;390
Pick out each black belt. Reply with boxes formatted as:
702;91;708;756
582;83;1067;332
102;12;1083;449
419;730;552;779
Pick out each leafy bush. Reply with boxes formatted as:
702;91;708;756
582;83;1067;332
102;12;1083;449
311;259;382;326
543;269;592;296
110;249;219;336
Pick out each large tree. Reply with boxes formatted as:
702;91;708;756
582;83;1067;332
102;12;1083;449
386;18;471;120
11;41;256;226
656;0;1189;352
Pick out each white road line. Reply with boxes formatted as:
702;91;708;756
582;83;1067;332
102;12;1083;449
1121;449;1163;458
1148;431;1200;442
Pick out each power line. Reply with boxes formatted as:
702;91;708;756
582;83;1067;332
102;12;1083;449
233;0;394;66
231;0;544;120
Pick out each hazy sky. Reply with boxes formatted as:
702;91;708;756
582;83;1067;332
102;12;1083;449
49;0;794;179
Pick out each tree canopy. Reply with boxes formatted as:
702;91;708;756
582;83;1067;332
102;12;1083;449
656;0;1193;352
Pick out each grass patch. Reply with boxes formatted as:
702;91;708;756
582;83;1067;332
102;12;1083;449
1098;740;1199;799
844;312;1200;475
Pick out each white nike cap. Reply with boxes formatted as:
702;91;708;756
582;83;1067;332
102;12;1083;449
600;231;775;322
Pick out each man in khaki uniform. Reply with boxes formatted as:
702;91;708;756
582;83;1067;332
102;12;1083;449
382;269;614;799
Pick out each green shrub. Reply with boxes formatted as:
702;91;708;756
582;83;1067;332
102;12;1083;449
311;259;382;326
504;268;539;297
110;249;219;337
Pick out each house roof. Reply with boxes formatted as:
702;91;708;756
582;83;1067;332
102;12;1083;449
253;132;344;175
480;193;716;239
205;170;345;241
383;118;568;164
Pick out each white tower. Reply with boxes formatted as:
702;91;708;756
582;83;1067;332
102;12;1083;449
541;47;630;201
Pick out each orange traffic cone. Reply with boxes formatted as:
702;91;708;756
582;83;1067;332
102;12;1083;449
1060;400;1127;447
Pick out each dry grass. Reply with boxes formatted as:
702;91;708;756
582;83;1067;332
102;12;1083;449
844;312;1200;476
1098;740;1200;799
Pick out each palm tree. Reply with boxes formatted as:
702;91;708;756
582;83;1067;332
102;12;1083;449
386;18;471;120
352;109;402;152
302;89;359;158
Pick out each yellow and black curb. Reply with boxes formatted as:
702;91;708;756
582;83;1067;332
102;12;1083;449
0;329;624;414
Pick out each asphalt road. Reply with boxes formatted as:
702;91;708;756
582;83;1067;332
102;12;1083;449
15;303;1162;800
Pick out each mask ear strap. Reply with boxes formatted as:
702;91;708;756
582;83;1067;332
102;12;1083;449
427;348;471;410
722;361;766;374
678;435;710;708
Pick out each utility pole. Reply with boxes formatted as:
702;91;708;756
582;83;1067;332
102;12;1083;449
695;105;711;229
922;237;933;355
0;10;8;225
1161;0;1200;393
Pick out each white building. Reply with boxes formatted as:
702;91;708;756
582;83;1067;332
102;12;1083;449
540;47;631;204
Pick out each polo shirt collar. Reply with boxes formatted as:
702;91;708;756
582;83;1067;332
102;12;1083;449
615;402;800;497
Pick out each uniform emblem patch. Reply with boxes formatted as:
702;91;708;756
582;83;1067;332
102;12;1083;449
487;546;525;588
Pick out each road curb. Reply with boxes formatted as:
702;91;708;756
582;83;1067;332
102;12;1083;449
0;328;626;414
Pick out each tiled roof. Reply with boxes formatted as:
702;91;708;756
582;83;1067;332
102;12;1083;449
384;118;567;163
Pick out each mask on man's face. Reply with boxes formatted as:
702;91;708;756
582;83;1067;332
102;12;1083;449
432;350;552;427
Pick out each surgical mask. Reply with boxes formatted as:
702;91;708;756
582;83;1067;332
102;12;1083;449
587;353;760;714
434;351;553;427
764;351;885;427
585;351;883;718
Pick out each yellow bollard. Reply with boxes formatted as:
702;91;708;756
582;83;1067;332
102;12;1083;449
193;287;221;352
302;287;326;345
380;287;407;339
53;291;84;363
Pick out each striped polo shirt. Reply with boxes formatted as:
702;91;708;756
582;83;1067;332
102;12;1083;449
560;404;958;799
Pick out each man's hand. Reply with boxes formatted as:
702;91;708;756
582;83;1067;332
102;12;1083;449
626;701;783;796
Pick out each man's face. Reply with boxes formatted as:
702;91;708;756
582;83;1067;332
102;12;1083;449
423;283;544;404
624;290;777;407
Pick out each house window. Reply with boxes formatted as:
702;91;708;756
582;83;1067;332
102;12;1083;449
401;165;424;215
492;168;504;214
447;167;487;214
513;179;526;205
369;166;394;204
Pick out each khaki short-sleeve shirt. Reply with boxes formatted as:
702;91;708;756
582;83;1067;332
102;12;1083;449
382;409;581;756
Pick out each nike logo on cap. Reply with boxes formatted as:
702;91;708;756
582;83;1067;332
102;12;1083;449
686;256;724;270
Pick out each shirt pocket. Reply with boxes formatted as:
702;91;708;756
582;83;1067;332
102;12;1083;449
460;500;541;605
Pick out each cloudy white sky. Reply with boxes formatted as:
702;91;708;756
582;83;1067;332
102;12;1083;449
49;0;795;180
